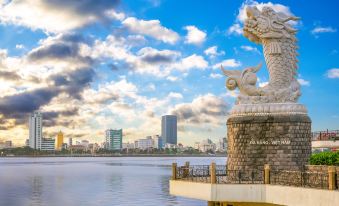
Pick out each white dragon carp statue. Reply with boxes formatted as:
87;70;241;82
222;6;307;116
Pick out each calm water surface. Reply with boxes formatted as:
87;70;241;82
0;157;226;206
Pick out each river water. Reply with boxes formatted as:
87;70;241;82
0;157;226;206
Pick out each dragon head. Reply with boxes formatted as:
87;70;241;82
243;6;300;43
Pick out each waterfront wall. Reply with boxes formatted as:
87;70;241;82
170;181;339;206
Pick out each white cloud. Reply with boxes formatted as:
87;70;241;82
228;1;294;36
212;59;241;69
91;34;207;77
0;0;122;33
167;76;179;82
240;45;260;54
204;46;225;58
122;17;179;44
104;10;125;21
297;78;310;86
326;68;339;79
311;26;336;35
184;25;206;45
170;93;229;125
259;81;268;87
173;54;208;72
224;90;238;98
15;44;24;49
237;1;293;23
210;73;223;79
146;83;156;91
168;92;183;99
137;47;180;64
227;23;242;35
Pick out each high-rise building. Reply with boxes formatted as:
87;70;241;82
105;129;122;150
161;115;177;145
29;111;43;150
56;131;64;150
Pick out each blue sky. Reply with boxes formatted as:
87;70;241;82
0;0;338;146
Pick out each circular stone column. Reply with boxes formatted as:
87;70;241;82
226;114;311;171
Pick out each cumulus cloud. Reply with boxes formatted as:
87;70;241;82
173;54;208;72
258;81;268;87
0;70;21;81
297;78;310;86
15;44;24;50
240;45;261;54
227;23;242;35
166;76;179;82
27;33;92;65
0;66;95;127
326;68;339;79
90;33;208;77
311;26;336;36
170;94;229;125
122;17;179;44
184;25;206;45
0;0;121;33
237;1;293;23
227;1;294;36
212;59;241;69
210;73;223;79
137;47;180;64
204;46;225;58
0;32;99;133
168;92;183;99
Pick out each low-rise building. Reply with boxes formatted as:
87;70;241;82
199;139;216;153
164;143;177;149
122;142;135;149
135;136;153;150
41;138;55;151
312;130;339;152
68;138;73;146
0;140;12;149
81;140;89;148
69;145;86;152
216;137;227;152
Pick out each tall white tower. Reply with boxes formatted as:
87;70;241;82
29;111;43;149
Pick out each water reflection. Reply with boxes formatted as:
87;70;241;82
0;157;226;206
29;176;43;206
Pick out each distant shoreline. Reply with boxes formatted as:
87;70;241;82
0;154;227;158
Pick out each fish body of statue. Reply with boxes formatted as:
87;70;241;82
222;6;302;105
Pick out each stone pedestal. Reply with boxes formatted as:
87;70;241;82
227;114;311;171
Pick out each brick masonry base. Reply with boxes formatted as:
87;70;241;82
227;114;312;171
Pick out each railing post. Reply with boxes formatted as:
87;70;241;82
210;162;216;184
328;166;336;190
183;161;190;178
207;201;215;206
172;163;177;180
264;164;270;184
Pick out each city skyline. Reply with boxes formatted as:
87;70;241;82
0;0;338;146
